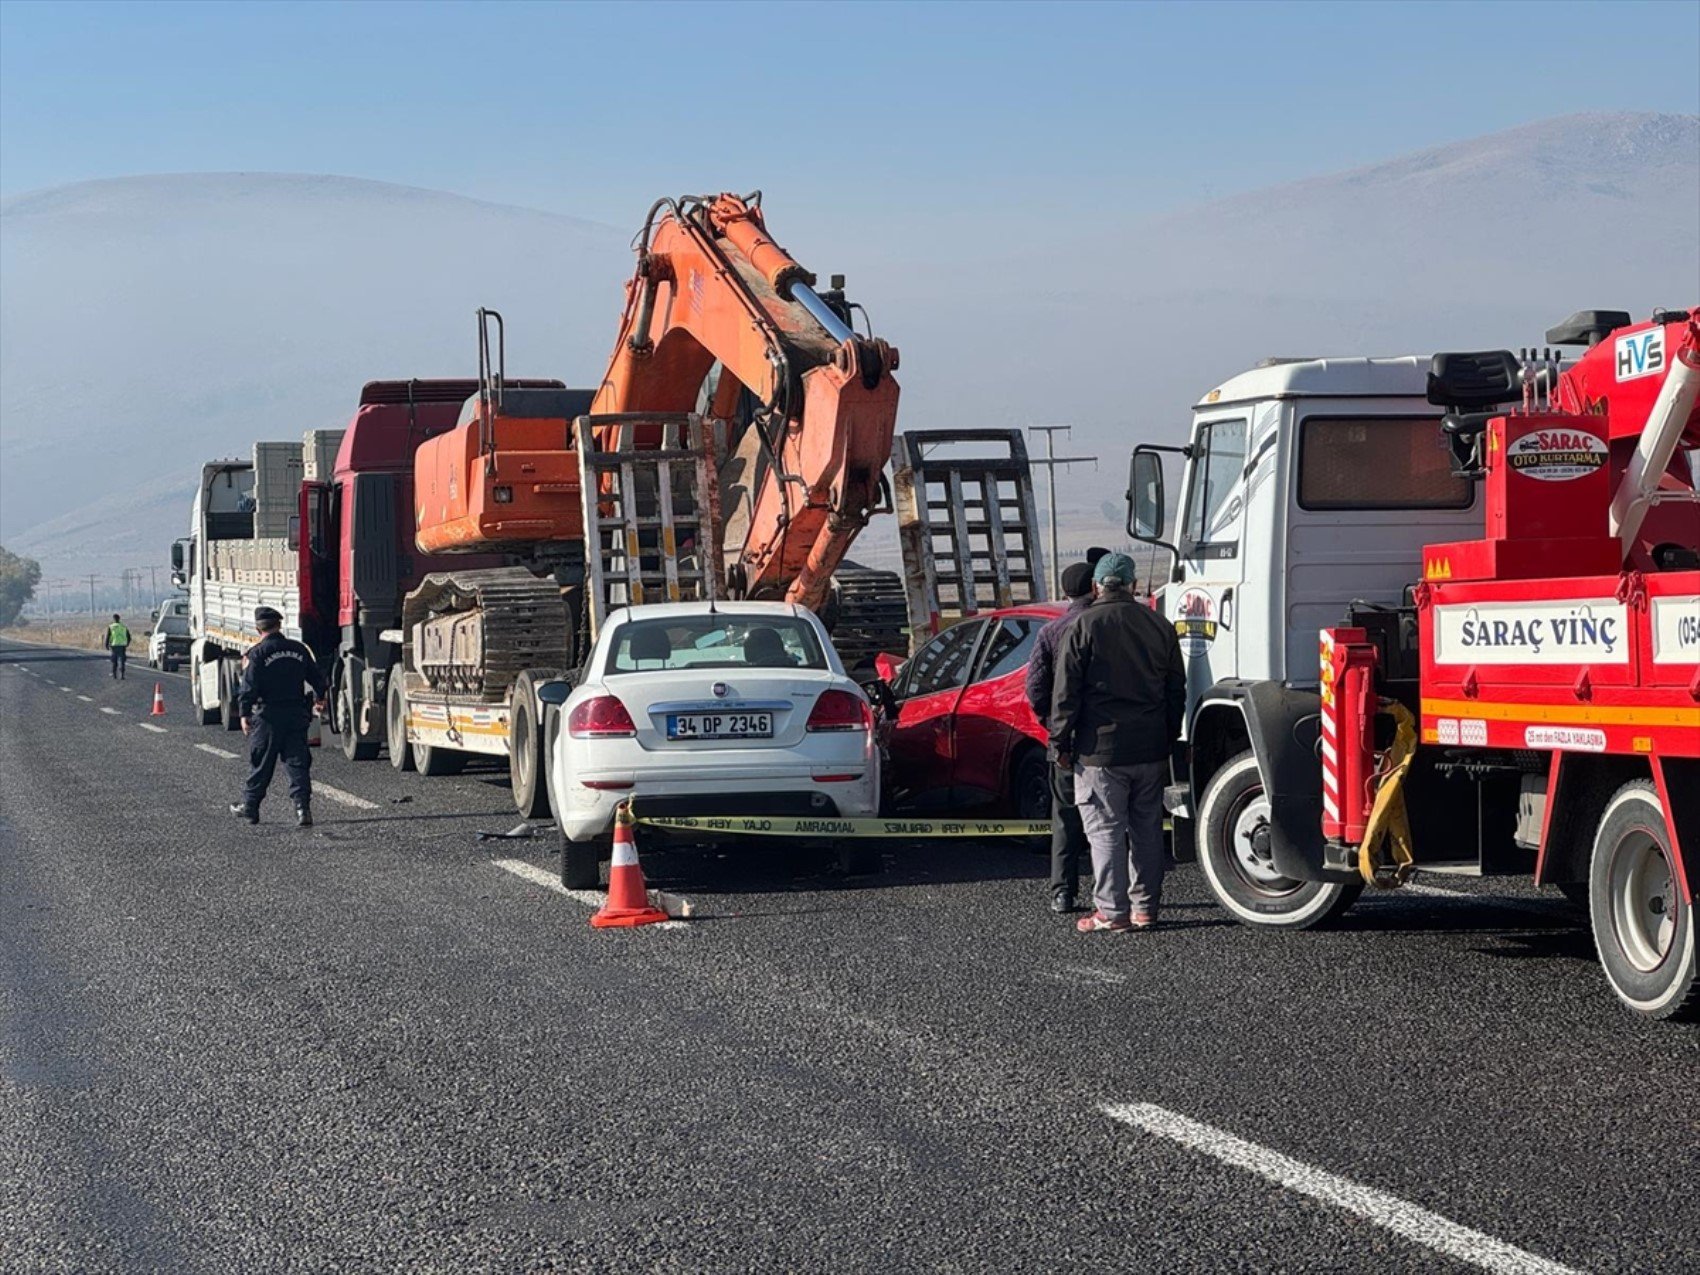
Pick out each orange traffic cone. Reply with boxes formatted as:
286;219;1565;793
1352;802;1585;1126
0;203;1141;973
591;804;669;929
150;683;166;716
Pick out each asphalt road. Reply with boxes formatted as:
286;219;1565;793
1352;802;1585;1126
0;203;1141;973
2;636;1695;1274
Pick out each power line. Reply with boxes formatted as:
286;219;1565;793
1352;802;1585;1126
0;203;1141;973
1027;426;1097;594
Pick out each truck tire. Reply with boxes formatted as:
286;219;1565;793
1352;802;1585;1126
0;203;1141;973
191;654;219;726
415;739;466;777
562;836;602;890
220;661;243;732
339;677;380;762
1197;750;1361;929
1588;780;1698;1021
509;670;553;820
386;676;415;772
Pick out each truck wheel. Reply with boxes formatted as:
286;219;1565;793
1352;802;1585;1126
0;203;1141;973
386;676;414;772
192;654;219;726
339;681;380;762
1197;750;1361;929
562;836;602;890
221;661;243;732
510;670;551;820
415;740;466;777
1588;780;1698;1021
1012;746;1052;822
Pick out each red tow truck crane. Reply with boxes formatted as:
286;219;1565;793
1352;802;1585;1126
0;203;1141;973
1318;309;1699;1017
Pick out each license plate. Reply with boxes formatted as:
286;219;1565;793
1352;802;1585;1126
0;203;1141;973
666;712;773;740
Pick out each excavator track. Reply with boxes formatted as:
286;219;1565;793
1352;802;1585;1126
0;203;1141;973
402;567;576;700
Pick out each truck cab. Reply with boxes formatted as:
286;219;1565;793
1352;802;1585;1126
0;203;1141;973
1130;357;1483;924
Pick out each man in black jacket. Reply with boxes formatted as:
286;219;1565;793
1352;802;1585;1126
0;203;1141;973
1025;560;1096;913
229;607;328;827
1050;553;1185;931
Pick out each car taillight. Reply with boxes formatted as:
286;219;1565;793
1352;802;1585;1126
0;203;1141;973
806;689;871;732
568;695;637;737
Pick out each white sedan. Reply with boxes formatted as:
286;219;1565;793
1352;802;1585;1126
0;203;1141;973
542;601;879;886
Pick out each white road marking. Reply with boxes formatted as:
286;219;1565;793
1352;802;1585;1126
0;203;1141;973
314;783;380;811
77;695;94;702
138;723;168;734
100;707;121;716
492;858;687;929
196;744;239;759
1374;881;1558;916
59;685;74;692
1103;1103;1577;1275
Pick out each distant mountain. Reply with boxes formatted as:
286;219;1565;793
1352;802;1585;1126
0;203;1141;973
0;173;628;573
2;113;1694;581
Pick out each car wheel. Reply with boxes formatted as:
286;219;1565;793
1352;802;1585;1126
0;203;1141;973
387;675;415;772
1196;750;1361;929
1588;780;1698;1021
1012;746;1052;821
562;836;602;890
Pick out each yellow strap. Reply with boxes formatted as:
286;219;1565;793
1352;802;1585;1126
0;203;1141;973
1359;701;1418;887
635;814;1051;839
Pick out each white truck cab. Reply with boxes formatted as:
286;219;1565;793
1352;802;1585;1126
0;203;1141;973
1130;356;1483;925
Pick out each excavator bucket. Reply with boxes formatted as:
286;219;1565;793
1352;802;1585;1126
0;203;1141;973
891;429;1048;651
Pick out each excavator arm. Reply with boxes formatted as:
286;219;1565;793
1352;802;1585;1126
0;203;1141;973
590;193;900;611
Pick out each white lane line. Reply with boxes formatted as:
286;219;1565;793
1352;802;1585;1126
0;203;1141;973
492;859;687;929
77;694;94;702
314;783;380;811
100;706;121;715
1376;882;1558;916
59;685;74;692
1103;1104;1577;1275
138;723;168;734
196;743;239;759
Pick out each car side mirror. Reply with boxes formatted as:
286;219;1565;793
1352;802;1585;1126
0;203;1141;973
863;677;898;716
537;681;572;707
874;651;903;683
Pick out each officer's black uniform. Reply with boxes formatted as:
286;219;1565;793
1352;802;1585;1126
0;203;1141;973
232;610;327;825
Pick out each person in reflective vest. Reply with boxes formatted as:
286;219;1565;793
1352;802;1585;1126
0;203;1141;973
229;606;328;828
102;614;131;680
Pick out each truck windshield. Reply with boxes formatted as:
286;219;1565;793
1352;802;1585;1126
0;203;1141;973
1183;417;1249;553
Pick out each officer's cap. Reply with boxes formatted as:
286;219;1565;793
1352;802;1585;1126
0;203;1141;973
254;606;284;624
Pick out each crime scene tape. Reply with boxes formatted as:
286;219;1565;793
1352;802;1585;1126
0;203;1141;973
633;814;1051;839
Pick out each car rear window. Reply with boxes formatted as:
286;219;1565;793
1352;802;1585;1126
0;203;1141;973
607;616;828;673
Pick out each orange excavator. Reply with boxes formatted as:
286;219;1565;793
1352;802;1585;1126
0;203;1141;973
591;191;900;610
389;193;909;814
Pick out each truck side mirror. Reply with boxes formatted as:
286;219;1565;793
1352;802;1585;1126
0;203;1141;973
1128;449;1165;540
170;540;185;571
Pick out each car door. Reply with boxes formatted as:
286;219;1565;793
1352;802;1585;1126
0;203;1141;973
951;616;1042;803
884;619;988;805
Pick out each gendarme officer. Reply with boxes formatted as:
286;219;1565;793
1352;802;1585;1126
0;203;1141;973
230;606;328;827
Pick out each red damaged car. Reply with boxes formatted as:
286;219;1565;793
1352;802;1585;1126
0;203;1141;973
868;602;1066;819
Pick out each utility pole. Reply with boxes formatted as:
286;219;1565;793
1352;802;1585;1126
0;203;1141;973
149;565;160;610
85;574;99;617
1027;426;1097;594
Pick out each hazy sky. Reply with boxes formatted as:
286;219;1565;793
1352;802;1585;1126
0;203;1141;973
4;0;1697;240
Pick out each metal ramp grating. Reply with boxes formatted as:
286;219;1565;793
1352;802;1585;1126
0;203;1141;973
891;429;1047;650
576;413;723;640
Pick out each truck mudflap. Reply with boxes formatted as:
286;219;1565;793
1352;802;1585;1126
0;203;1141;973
1202;680;1358;885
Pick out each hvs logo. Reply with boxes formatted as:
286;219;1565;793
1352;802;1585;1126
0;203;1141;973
1614;327;1664;382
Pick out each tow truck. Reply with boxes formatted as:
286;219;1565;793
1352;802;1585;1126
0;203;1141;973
1129;308;1699;1018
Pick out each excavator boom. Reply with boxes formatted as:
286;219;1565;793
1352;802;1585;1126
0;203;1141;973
591;193;900;611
